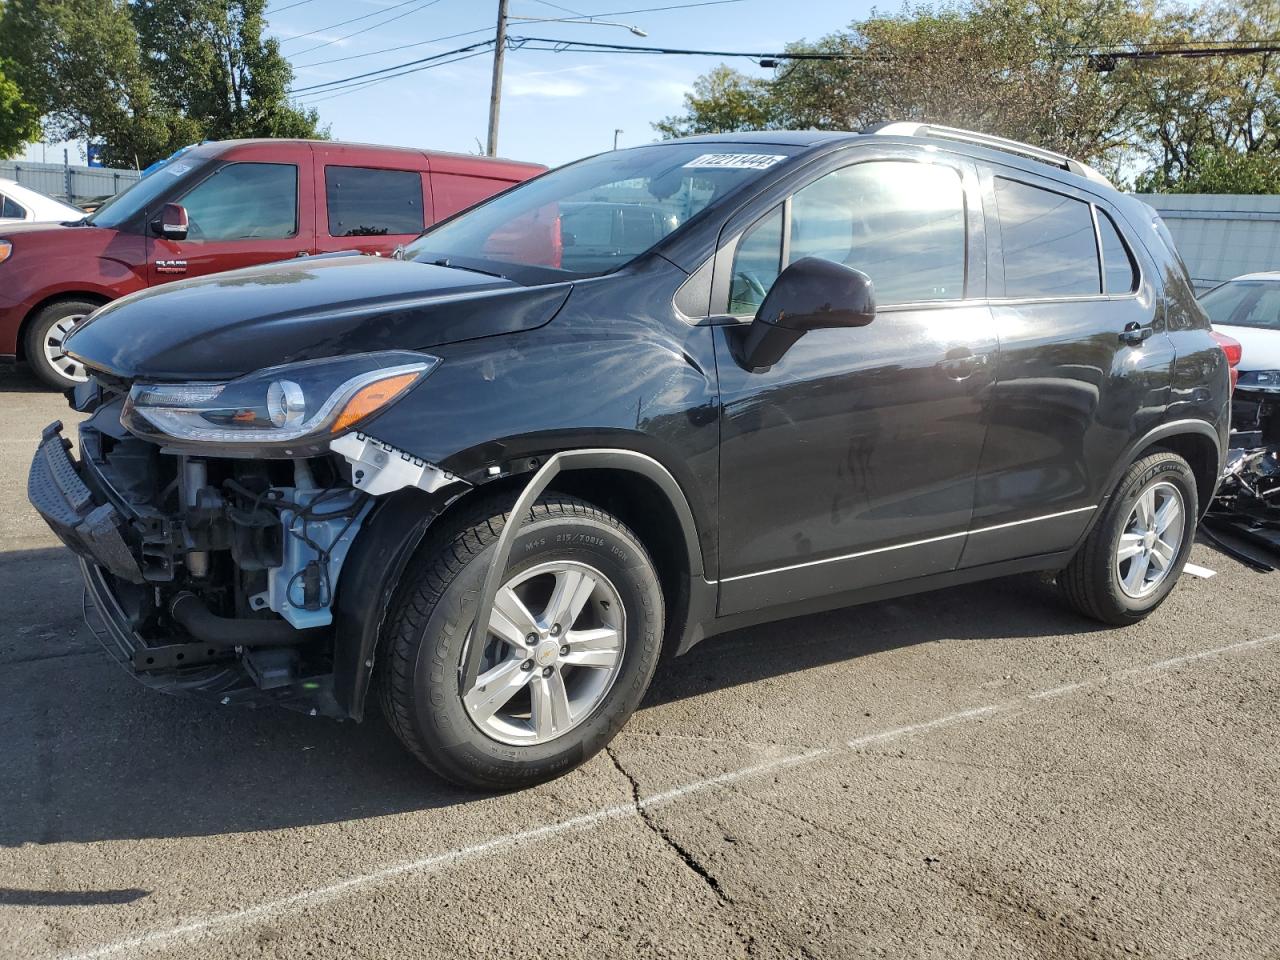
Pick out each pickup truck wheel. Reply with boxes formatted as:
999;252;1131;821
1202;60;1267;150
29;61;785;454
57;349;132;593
378;493;664;790
1059;451;1198;625
24;299;97;388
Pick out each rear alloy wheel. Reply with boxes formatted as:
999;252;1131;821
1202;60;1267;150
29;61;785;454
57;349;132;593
378;493;664;790
1114;481;1186;600
25;299;97;388
1059;451;1198;625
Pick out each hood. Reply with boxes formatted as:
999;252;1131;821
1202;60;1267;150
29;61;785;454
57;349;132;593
1213;323;1280;372
65;254;574;380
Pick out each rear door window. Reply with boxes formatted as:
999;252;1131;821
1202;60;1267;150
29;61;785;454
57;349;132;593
995;177;1100;298
325;166;424;237
179;162;298;241
1;194;26;219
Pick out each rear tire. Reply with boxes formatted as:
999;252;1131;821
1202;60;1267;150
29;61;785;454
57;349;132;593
24;299;98;389
1059;451;1198;625
378;492;664;790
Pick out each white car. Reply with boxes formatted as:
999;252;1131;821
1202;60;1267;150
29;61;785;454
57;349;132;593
0;178;85;224
1201;272;1280;385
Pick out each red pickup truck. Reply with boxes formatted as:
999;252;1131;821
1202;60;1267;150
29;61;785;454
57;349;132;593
0;139;545;387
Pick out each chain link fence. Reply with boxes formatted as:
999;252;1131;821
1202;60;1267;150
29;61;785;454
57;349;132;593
0;159;140;207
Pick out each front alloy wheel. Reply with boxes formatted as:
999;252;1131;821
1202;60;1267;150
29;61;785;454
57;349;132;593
378;493;664;790
462;561;626;745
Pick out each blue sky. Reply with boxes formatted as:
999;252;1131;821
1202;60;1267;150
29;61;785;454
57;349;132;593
272;0;866;167
18;0;870;169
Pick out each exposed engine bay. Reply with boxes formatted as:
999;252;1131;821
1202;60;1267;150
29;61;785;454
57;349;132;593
29;382;466;714
1202;384;1280;570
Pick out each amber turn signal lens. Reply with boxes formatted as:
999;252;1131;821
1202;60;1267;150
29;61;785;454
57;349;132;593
0;241;11;265
331;372;421;434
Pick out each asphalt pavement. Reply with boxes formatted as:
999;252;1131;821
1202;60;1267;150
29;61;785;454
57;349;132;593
2;368;1277;959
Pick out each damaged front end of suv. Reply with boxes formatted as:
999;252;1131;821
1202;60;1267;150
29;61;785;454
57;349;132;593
30;349;465;715
1203;371;1280;567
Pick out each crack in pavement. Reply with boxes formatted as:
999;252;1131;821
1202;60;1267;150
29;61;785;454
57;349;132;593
605;744;733;906
47;631;1280;960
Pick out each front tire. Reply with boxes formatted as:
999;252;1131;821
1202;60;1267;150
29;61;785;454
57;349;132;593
24;299;98;389
1059;451;1198;625
378;493;664;790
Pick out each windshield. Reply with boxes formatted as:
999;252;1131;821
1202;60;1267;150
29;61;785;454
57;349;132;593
86;149;205;228
1201;280;1280;330
405;143;800;283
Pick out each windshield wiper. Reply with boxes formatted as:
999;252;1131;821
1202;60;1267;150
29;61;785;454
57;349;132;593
429;258;506;280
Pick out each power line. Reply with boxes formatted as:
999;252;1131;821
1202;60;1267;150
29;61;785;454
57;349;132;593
292;26;493;68
290;30;1280;101
289;0;445;57
287;1;739;71
267;0;322;13
502;33;1280;62
530;0;591;16
279;0;421;45
289;38;496;93
297;48;494;103
547;0;744;18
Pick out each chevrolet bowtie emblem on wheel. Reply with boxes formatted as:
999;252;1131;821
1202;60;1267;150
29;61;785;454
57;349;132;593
154;259;187;274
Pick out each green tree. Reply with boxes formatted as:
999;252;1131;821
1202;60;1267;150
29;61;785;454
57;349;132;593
0;58;40;158
652;0;1280;186
1137;144;1280;194
655;65;779;138
0;0;173;165
656;0;1157;167
1124;0;1280;186
131;0;323;144
0;0;323;167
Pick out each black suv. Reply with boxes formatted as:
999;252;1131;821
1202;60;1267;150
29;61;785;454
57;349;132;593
29;125;1230;789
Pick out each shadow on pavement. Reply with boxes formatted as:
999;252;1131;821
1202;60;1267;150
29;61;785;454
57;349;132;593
0;365;48;393
1;545;1102;848
0;887;149;907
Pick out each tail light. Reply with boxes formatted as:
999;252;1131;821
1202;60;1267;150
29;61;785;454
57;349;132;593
1211;331;1242;391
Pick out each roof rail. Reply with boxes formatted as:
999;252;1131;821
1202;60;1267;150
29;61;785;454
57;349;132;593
865;122;1113;187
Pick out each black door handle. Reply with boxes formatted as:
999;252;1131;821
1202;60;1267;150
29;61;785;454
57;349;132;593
1120;322;1153;345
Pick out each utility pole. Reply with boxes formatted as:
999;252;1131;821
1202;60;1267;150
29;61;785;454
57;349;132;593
613;129;623;150
486;0;509;157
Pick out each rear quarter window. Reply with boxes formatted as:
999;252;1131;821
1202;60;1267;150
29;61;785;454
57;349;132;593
1097;209;1138;295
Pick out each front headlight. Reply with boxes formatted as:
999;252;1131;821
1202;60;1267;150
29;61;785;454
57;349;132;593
121;351;438;453
1235;370;1280;392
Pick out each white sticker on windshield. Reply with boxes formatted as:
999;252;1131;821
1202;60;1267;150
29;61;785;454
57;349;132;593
164;162;192;177
682;153;787;170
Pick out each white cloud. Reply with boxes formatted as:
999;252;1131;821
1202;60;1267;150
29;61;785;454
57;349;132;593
505;65;604;98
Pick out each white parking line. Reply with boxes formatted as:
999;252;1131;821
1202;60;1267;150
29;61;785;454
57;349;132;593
56;631;1280;960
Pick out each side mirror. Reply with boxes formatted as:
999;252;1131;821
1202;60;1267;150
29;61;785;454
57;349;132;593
733;256;876;370
150;202;189;241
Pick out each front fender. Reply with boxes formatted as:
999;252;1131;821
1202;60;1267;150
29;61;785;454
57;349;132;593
331;487;452;720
